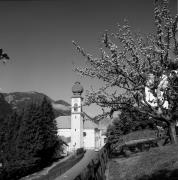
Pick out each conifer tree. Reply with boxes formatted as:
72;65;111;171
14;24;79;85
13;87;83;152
17;104;42;163
17;98;60;166
38;97;59;163
0;98;62;179
1;112;23;180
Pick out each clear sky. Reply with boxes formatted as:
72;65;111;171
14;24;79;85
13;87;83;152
0;0;176;108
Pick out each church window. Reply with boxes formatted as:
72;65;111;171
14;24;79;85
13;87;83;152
83;132;86;137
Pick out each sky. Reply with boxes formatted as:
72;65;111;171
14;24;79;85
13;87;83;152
0;0;176;115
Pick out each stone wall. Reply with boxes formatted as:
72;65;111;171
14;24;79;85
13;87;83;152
56;145;109;180
73;145;109;180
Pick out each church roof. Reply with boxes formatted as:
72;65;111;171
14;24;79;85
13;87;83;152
55;110;112;130
82;112;111;130
55;115;99;129
56;116;71;129
83;120;98;129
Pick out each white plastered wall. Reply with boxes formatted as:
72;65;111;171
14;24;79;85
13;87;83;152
83;129;95;149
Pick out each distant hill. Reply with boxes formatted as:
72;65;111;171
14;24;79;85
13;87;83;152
55;100;70;106
3;91;71;117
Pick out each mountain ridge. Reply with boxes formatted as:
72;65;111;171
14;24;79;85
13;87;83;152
2;91;71;117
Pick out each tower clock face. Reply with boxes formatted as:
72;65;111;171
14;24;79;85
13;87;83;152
74;103;78;112
72;98;81;113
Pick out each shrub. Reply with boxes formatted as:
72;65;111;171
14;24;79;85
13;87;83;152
76;148;85;155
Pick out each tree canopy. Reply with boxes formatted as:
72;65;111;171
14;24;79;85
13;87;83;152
0;48;9;63
73;0;178;143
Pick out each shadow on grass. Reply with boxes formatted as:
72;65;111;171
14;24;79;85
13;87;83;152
137;169;178;180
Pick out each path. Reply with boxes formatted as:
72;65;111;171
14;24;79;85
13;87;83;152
55;150;98;180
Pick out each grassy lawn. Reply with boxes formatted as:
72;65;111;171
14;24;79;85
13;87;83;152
108;144;178;180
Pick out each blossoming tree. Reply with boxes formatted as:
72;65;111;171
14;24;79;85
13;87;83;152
73;0;178;144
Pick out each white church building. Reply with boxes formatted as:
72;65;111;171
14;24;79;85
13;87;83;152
56;82;108;152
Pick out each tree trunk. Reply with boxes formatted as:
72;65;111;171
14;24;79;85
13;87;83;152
169;122;178;144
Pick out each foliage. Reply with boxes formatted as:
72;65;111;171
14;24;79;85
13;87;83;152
106;107;156;149
119;109;156;131
0;48;9;64
73;0;178;143
106;118;124;150
0;94;12;119
106;116;155;149
76;148;85;155
0;97;63;180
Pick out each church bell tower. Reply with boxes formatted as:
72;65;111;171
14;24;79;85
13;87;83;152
71;82;84;151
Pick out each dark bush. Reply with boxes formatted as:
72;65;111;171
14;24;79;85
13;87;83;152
76;148;85;155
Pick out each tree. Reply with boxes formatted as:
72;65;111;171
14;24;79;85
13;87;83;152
37;97;60;163
119;108;156;131
0;112;23;180
16;97;60;166
106;121;123;152
106;110;155;148
0;48;9;63
73;0;178;144
0;98;62;180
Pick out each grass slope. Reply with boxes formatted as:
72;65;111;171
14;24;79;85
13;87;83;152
109;144;178;180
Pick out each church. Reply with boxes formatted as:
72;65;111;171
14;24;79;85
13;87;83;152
55;82;109;152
